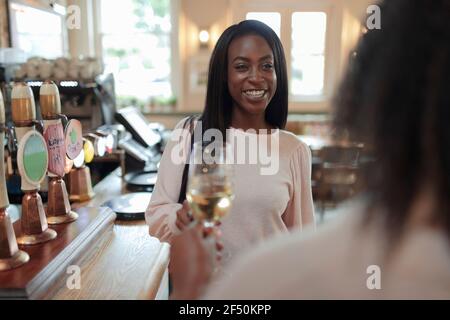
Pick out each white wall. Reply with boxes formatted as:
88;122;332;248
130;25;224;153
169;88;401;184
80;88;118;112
179;0;231;111
339;0;375;79
67;0;96;58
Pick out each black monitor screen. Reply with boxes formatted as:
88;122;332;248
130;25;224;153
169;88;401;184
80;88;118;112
116;107;161;147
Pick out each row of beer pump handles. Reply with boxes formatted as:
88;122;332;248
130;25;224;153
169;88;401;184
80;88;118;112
0;81;101;271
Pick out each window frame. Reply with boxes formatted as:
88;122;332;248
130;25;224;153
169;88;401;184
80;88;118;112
231;0;341;111
8;0;69;59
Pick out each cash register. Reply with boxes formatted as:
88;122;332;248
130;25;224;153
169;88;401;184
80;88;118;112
115;106;162;191
102;107;164;220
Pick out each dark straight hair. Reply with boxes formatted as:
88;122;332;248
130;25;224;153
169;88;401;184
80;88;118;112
178;20;289;203
199;19;289;139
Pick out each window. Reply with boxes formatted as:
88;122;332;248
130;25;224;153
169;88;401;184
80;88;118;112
245;6;331;102
291;12;327;96
8;2;66;59
100;0;172;107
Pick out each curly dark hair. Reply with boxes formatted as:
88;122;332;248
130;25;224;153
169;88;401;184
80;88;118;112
334;0;450;240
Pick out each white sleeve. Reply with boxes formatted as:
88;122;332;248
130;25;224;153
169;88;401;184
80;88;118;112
145;117;193;242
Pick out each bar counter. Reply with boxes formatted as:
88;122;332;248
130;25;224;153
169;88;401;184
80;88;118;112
55;168;169;300
0;168;170;300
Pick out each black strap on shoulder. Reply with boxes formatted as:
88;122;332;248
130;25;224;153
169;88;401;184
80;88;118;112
177;117;197;204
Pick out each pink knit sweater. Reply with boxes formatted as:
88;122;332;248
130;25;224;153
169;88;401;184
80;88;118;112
145;119;315;262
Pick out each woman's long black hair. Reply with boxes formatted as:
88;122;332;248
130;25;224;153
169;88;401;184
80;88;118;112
178;20;289;203
199;19;288;137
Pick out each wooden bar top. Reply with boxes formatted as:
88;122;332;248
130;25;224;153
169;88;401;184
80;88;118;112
0;206;116;299
0;168;170;300
52;168;170;300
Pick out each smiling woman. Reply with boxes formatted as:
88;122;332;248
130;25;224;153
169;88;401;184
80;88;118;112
146;20;315;289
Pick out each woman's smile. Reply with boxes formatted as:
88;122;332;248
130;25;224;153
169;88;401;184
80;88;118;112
242;88;268;100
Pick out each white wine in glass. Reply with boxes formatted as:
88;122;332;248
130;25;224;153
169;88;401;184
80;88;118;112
186;141;234;228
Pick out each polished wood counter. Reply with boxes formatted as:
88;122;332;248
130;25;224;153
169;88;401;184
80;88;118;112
54;168;170;300
0;207;116;299
0;168;170;300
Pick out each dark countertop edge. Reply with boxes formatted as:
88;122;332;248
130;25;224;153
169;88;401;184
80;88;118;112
144;111;330;118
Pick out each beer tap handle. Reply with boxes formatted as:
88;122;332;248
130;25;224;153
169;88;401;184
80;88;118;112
58;113;69;127
32;119;44;135
6;126;16;155
5;126;17;176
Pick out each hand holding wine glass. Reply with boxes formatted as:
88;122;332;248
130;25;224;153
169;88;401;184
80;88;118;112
185;141;234;270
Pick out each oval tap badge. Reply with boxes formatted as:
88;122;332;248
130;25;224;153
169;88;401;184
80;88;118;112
83;139;95;163
44;121;66;177
17;131;48;186
65;119;83;160
73;149;85;168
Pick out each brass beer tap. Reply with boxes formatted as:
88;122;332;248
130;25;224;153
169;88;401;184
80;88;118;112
39;81;78;224
0;89;30;270
12;83;57;245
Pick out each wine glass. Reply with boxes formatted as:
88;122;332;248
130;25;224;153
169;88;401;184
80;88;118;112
186;141;234;229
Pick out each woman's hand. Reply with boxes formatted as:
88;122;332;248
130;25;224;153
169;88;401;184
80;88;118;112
175;200;194;231
169;224;222;300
